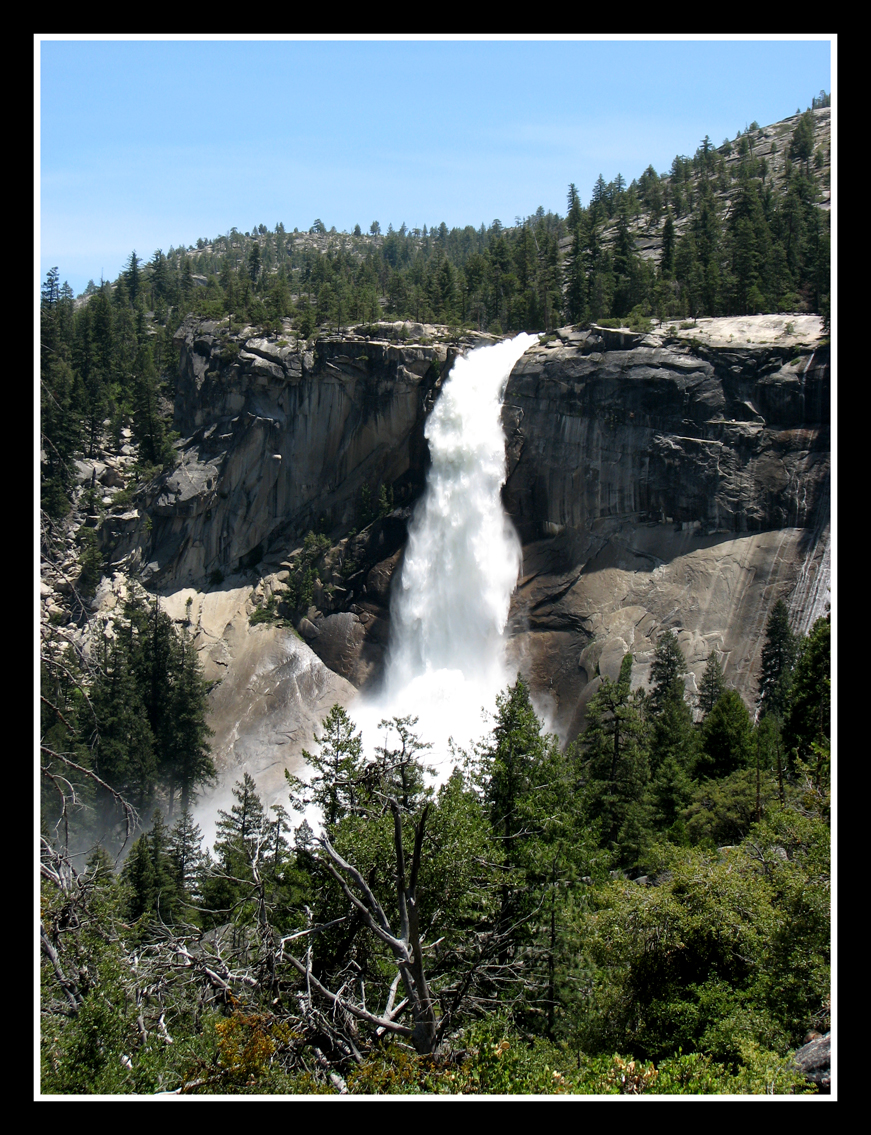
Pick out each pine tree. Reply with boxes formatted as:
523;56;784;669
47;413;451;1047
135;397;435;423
661;211;675;275
478;679;553;934
566;182;583;230
480;677;551;862
579;654;651;867
79;284;114;459
590;173;609;225
477;677;592;1033
167;807;205;907
649;630;687;715
287;704;365;830
121;596;214;816
41;267;82;517
216;772;268;869
124;250;142;306
563;221;589;326
166;625;215;817
697;652;726;716
121;833;157;921
90;627;158;818
782;616;830;768
645;632;699;830
131;340;173;467
789;111;816;176
120;810;178;925
201;773;270;929
373;715;433;811
757;600;798;721
698;690;754;778
146;808;181;924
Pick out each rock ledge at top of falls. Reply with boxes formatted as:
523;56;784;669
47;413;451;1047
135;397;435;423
503;315;828;542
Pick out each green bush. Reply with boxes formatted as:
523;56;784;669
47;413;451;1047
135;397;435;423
302;530;331;558
339;1022;812;1095
219;341;240;366
564;818;829;1069
249;593;283;626
627;305;653;333
110;486;135;508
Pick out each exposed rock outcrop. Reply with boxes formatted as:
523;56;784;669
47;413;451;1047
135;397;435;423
500;318;829;737
503;321;828;539
792;1031;831;1093
90;315;829;795
132;321;447;590
156;583;357;807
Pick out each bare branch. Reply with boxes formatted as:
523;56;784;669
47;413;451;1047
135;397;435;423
40;745;140;852
277;916;348;949
317;838;405;954
40;922;82;1014
284;953;414;1039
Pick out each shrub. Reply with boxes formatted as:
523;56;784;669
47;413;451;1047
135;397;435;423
249;593;282;626
627;305;653;333
219;341;240;366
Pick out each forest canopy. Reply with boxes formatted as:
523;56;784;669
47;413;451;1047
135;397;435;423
40;615;830;1095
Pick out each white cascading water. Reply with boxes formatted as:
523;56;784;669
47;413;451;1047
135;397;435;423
354;332;536;778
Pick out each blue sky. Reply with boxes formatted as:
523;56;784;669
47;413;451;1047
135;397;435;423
37;35;834;298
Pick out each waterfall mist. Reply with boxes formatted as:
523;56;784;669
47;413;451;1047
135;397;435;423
353;333;536;778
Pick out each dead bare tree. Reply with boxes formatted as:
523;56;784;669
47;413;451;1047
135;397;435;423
278;792;536;1061
285;800;437;1052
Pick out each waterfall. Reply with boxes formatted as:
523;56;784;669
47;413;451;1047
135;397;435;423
356;332;536;776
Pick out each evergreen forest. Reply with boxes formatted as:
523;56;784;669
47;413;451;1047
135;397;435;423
40;96;831;1095
40;103;830;522
41;607;830;1095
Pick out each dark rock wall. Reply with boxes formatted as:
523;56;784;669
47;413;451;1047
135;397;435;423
502;330;829;543
141;323;445;587
499;327;829;736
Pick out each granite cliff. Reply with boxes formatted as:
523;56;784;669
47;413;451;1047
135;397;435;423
139;319;448;588
92;315;829;801
500;316;829;739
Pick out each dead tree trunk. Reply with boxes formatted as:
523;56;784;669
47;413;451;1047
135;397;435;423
311;801;438;1054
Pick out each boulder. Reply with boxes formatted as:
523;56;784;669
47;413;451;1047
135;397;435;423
792;1031;831;1093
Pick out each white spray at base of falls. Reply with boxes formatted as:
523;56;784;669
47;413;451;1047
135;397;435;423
353;332;536;780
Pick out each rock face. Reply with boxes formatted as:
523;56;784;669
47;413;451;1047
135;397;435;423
500;320;829;737
792;1031;831;1093
138;321;447;590
100;315;829;791
157;583;358;811
295;514;408;692
503;322;828;540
